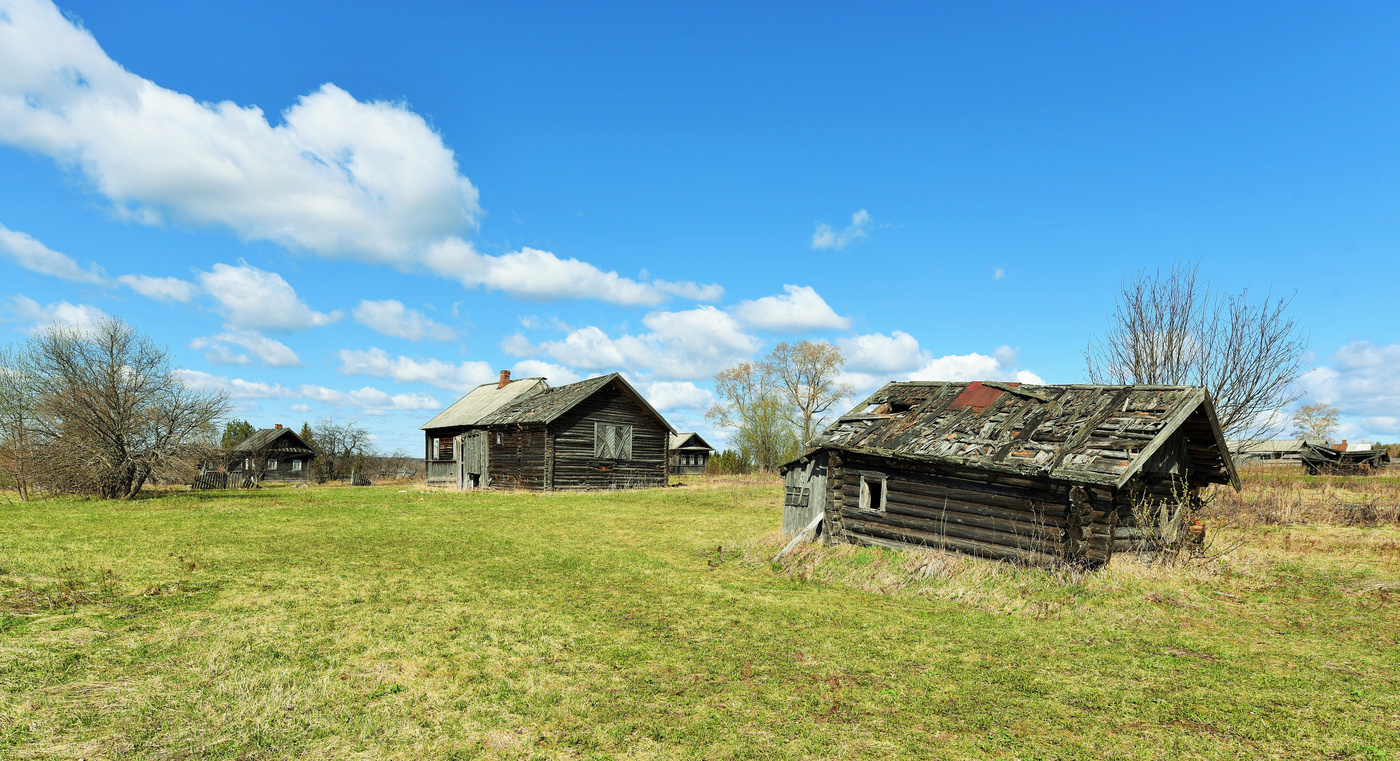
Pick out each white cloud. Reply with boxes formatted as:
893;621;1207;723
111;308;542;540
647;381;713;412
993;267;1005;282
352;299;455;341
529;306;761;380
838;331;1044;393
511;359;581;384
0;0;480;262
811;209;871;250
1300;342;1400;432
198;262;340;331
8;294;107;333
0;223;107;284
190;331;301;367
299;384;441;413
176;369;297;399
114;274;198;302
653;280;725;301
289;403;311;413
336;347;495;391
420;238;724;307
731;284;850;332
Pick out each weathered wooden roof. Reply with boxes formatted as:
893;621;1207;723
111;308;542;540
804;380;1239;490
669;432;715;452
228;427;314;455
479;373;676;433
420;377;548;431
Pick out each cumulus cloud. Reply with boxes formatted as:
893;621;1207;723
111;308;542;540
352;299;455;341
115;274;198;302
1299;342;1400;437
299;384;441;414
198;262;339;331
731;284;850;332
0;0;480;262
811;209;871;250
511;359;581;385
176;369;297;399
528;306;761;380
421;238;721;307
838;330;1043;393
0;223;107;283
8;294;107;333
993;267;1006;282
336;347;495;391
190;331;301;367
647;381;714;412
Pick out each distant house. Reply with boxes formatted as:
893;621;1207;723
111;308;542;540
780;381;1239;568
194;425;315;488
228;425;315;482
668;432;715;476
1228;438;1320;465
420;371;675;491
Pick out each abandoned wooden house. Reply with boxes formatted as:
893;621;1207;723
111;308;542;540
668;432;715;475
420;371;675;490
193;424;315;488
779;380;1240;568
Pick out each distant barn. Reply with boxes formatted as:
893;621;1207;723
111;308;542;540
668;432;715;476
780;381;1240;567
421;371;675;491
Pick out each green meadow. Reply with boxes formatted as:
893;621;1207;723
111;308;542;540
1;479;1397;759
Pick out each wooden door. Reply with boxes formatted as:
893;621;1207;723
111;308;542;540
782;453;828;536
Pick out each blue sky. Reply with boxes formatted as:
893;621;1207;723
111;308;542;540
1;0;1398;452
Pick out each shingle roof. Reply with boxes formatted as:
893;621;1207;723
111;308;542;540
669;432;714;451
420;377;548;430
479;373;675;433
804;380;1239;490
228;427;314;454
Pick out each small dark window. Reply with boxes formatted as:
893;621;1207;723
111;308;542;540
860;475;886;513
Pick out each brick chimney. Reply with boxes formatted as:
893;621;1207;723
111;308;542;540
498;370;511;389
274;423;282;429
1332;439;1347;452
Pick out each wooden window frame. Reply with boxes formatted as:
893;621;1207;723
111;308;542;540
594;422;634;460
859;474;887;514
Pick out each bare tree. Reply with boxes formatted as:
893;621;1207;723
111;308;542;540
0;346;39;500
16;319;229;499
1085;262;1307;442
706;362;799;472
1291;403;1340;441
312;417;374;481
764;341;854;446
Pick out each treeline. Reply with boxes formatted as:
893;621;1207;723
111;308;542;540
0;319;230;500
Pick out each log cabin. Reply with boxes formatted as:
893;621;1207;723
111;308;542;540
780;381;1240;568
194;425;315;488
421;371;675;490
668;432;715;476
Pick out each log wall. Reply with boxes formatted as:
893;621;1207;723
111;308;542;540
816;451;1121;567
548;385;669;490
486;424;549;490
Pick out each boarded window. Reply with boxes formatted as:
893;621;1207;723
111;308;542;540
594;422;633;460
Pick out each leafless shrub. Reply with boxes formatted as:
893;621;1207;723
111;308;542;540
0;319;229;499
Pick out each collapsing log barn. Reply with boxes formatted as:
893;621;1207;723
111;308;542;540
421;371;675;491
780;381;1240;567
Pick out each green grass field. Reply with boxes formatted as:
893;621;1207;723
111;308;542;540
1;479;1397;759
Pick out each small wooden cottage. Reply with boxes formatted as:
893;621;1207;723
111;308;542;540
780;381;1240;568
194;425;315;488
420;371;675;490
668;432;715;475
